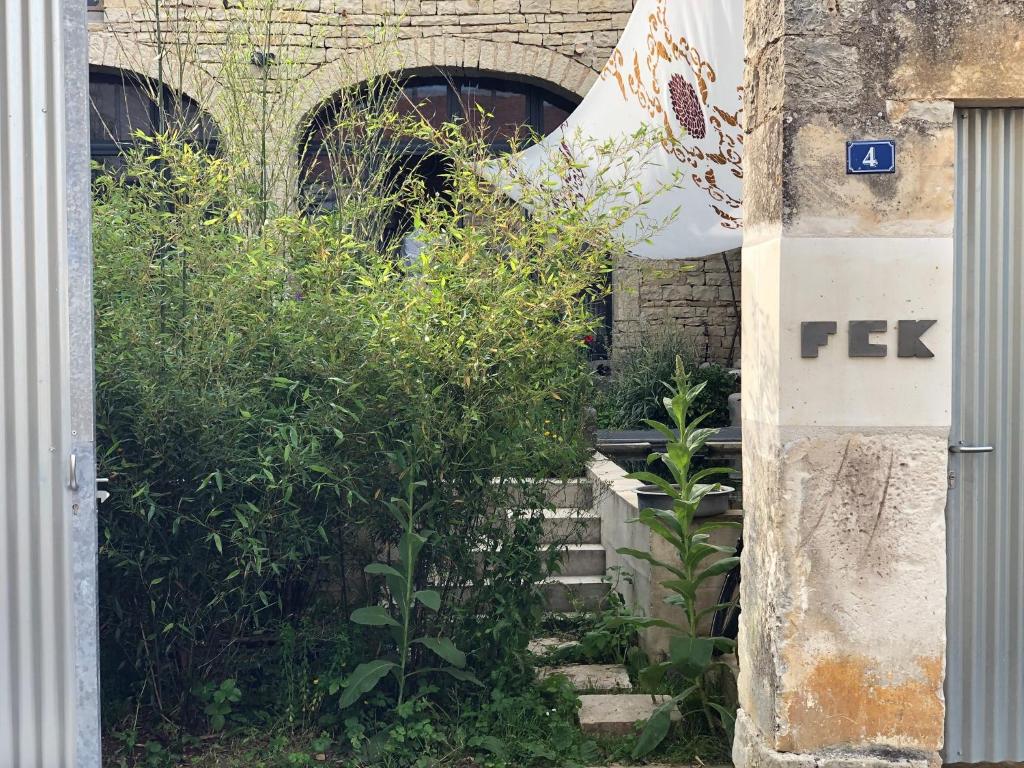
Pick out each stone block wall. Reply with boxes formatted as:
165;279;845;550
89;0;634;88
613;248;741;367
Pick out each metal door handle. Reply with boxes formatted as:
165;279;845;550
949;443;994;453
68;453;79;491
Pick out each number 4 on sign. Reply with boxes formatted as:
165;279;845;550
847;140;896;175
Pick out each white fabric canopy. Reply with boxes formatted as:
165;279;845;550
510;0;744;260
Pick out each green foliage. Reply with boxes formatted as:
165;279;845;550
615;357;741;757
597;333;738;430
341;449;480;710
542;575;644;669
195;679;243;732
93;139;368;718
92;10;689;763
92;38;667;744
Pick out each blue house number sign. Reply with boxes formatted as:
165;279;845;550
846;140;896;174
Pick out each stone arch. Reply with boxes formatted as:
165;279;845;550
292;37;598;144
87;31;227;130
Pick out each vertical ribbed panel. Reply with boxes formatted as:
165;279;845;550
0;1;96;767
946;108;1024;763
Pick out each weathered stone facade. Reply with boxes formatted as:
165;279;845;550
614;249;741;366
92;0;635;76
87;0;737;362
738;2;1024;767
89;0;630;95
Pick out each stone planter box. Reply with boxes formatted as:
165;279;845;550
587;452;743;660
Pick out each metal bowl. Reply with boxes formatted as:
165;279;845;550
635;483;735;518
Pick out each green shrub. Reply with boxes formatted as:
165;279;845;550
93;67;660;730
597;334;737;430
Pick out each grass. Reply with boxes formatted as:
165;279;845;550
103;569;732;767
104;727;337;768
104;717;731;768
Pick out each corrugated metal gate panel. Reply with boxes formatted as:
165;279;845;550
946;108;1024;763
0;1;99;767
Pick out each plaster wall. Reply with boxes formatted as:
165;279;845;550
737;0;1024;764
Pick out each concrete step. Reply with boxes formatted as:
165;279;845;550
502;478;593;509
538;664;631;692
541;575;609;612
473;542;604;577
540;508;601;545
555;543;607;577
578;693;680;736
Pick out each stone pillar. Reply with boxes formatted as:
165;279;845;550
735;1;957;766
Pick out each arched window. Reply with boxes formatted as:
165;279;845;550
389;75;577;150
89;68;218;173
301;73;578;209
300;73;611;358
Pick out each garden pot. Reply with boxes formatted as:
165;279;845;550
635;483;734;517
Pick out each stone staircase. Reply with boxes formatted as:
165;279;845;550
529;480;682;743
531;479;611;612
525;478;733;767
530;645;681;739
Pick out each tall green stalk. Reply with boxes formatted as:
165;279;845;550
340;449;481;711
615;357;741;757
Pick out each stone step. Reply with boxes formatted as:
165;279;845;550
496;479;592;510
527;636;580;656
541;574;609;612
473;542;605;577
578;693;680;736
539;508;601;545
503;477;592;509
556;543;607;577
538;664;631;693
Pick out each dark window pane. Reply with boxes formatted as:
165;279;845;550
122;83;154;137
543;100;571;134
89;69;218;165
89;77;154;143
397;83;448;130
460;82;528;142
89;81;119;142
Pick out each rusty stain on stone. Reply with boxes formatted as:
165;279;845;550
780;654;944;753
